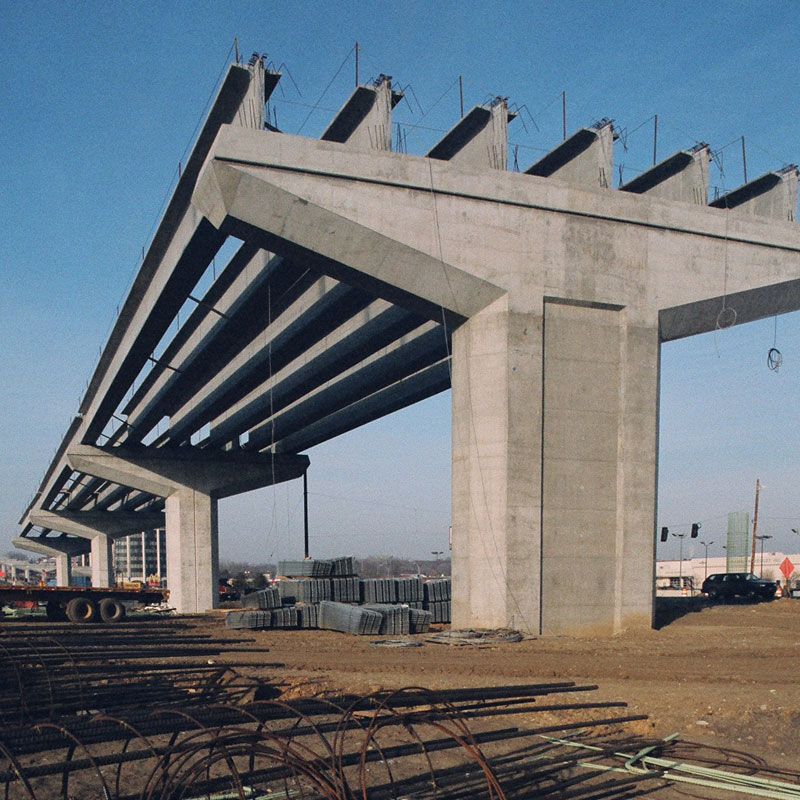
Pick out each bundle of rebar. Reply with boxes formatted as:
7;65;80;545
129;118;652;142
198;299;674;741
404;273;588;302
0;619;277;725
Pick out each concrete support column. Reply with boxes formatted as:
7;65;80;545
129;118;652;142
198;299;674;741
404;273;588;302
539;301;658;634
165;488;219;614
450;296;544;633
55;553;72;586
450;296;659;636
90;534;114;588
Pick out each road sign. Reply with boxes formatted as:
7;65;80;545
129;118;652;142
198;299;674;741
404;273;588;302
779;557;795;579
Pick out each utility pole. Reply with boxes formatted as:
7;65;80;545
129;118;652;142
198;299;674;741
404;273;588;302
750;479;760;574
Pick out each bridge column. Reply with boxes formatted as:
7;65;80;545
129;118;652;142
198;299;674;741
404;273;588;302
67;447;309;613
165;487;218;614
55;554;72;586
451;296;659;636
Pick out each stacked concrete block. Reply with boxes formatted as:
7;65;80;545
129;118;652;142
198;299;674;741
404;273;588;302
278;559;332;577
395;577;424;603
271;606;299;628
318;601;382;635
297;603;319;629
330;577;360;602
330;556;356;576
360;578;397;604
408;608;433;634
364;604;410;635
241;587;281;609
423;578;451;623
278;578;331;604
225;610;272;630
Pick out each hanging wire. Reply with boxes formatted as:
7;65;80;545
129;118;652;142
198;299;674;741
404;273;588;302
767;315;783;371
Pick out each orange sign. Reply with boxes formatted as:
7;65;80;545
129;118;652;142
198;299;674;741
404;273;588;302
779;557;795;579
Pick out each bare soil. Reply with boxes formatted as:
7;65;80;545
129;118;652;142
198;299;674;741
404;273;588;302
210;598;800;767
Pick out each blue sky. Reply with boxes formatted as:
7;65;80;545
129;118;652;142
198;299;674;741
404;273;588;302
2;0;800;563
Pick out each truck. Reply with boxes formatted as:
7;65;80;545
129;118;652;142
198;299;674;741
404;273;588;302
0;583;169;623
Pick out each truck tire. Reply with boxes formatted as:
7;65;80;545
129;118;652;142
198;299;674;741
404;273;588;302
66;597;97;623
99;597;126;623
45;599;66;621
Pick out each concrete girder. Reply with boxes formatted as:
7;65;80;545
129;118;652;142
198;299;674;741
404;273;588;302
321;75;403;151
525;119;614;190
620;143;710;205
275;359;451;454
244;322;447;450
120;239;264;419
204;303;427;448
124;257;319;444
22;62;267;529
710;165;799;221
427;99;515;170
161;277;375;445
65;445;308;612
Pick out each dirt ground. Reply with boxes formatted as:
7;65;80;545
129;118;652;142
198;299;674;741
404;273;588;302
211;598;800;768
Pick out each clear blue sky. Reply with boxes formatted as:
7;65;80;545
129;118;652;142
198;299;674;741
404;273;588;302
2;0;799;563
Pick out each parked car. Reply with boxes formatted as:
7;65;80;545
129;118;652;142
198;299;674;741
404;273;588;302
701;572;777;602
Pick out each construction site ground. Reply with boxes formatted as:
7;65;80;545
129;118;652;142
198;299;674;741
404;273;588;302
211;597;800;767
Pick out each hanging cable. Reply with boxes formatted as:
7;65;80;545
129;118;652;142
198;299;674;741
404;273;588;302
767;315;783;371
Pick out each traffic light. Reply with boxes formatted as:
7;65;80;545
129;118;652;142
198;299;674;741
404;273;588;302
690;522;700;538
660;526;669;542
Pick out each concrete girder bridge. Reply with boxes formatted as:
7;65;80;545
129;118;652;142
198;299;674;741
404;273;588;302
16;58;800;634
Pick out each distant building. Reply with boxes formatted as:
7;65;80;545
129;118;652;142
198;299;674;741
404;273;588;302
657;550;799;595
113;530;166;584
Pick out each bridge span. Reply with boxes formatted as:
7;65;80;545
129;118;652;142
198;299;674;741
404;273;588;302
16;57;800;633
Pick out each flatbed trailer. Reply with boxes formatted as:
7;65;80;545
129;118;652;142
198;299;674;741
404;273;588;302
0;583;169;623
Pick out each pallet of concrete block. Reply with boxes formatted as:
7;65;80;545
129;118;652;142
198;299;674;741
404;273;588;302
318;601;382;635
423;578;451;604
277;578;331;604
360;578;397;604
364;604;410;635
408;607;433;634
278;558;333;578
270;606;299;628
329;556;356;576
330;577;360;603
297;603;319;629
241;586;281;610
427;601;451;624
395;577;423;603
225;610;272;630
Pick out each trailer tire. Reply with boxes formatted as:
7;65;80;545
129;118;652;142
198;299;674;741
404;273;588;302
99;598;126;623
45;599;66;621
66;597;97;623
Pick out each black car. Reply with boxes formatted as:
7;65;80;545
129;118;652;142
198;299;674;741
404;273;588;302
701;572;777;601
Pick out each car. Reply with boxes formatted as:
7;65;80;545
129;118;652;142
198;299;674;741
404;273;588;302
701;572;777;602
